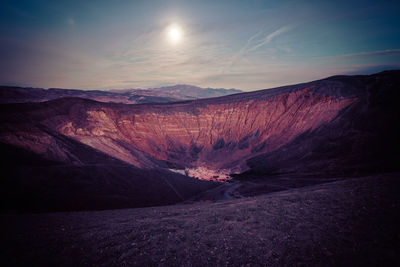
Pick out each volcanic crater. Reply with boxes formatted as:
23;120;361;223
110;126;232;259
1;70;399;212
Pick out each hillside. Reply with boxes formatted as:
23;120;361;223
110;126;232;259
1;174;398;266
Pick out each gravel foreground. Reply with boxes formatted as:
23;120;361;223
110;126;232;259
1;174;399;266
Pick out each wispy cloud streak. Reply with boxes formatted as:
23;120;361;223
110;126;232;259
222;29;264;73
335;49;400;59
247;26;291;52
223;25;292;74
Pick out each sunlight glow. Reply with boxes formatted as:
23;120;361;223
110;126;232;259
167;24;183;45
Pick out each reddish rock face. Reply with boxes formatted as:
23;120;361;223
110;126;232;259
53;87;353;174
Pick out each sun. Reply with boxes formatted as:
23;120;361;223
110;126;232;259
167;24;183;45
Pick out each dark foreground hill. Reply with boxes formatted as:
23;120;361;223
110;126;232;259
1;174;399;266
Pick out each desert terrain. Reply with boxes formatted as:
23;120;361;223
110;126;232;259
1;174;399;266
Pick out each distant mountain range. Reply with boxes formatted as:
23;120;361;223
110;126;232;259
0;84;242;104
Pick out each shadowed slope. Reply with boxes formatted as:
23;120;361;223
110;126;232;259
0;140;215;213
241;70;400;178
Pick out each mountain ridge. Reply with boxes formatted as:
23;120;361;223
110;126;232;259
0;84;242;104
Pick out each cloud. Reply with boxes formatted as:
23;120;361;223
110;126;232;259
335;49;400;59
222;25;292;74
247;26;292;52
224;29;264;71
337;63;400;75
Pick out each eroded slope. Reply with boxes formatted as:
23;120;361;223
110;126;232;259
8;83;356;179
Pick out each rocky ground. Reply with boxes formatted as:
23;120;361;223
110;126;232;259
1;173;399;266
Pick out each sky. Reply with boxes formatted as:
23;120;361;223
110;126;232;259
1;0;399;91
